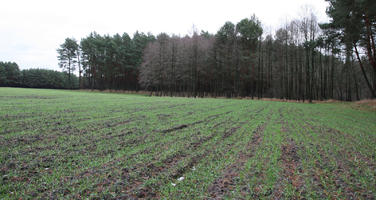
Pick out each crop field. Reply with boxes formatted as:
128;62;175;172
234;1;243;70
0;87;375;199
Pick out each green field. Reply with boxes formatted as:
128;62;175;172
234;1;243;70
0;88;375;199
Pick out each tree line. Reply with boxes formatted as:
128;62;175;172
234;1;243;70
54;1;375;101
2;0;374;100
0;61;78;89
57;32;155;90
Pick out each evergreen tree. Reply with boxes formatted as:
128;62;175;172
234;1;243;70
57;38;79;89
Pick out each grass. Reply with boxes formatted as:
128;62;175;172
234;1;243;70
0;87;375;199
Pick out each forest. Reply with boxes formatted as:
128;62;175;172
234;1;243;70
0;62;78;89
1;0;375;101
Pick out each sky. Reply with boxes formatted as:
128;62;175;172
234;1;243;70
0;0;330;71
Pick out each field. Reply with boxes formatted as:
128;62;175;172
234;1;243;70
1;88;375;199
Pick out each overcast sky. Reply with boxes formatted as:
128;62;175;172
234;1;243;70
0;0;330;71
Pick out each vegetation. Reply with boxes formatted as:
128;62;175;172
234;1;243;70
79;32;155;90
0;62;78;89
21;69;78;89
0;62;21;87
323;0;376;97
57;38;80;89
1;0;375;199
50;1;375;101
1;1;373;101
0;87;375;199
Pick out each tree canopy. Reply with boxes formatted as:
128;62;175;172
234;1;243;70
322;0;376;97
2;2;375;101
0;62;78;89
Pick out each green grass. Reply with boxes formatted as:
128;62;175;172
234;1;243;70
0;87;375;199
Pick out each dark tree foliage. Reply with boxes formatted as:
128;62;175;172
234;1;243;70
0;62;78;89
21;69;78;89
48;4;374;100
57;38;79;89
322;0;376;97
138;14;373;100
0;62;21;87
140;32;215;97
80;32;155;90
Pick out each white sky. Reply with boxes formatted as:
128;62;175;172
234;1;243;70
0;0;330;71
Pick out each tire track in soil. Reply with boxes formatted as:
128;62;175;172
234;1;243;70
303;121;375;199
272;137;304;199
134;107;270;199
0;108;75;122
272;107;305;199
67;124;220;199
33;108;255;198
4;102;233;147
1;117;140;169
3;125;150;198
158;111;233;134
81;118;220;173
54;115;234;198
2;126;139;173
119;119;246;199
307;122;375;167
207;112;271;199
3;116;136;147
290;119;340;199
1;109;103;135
2;100;179;140
121;107;263;199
